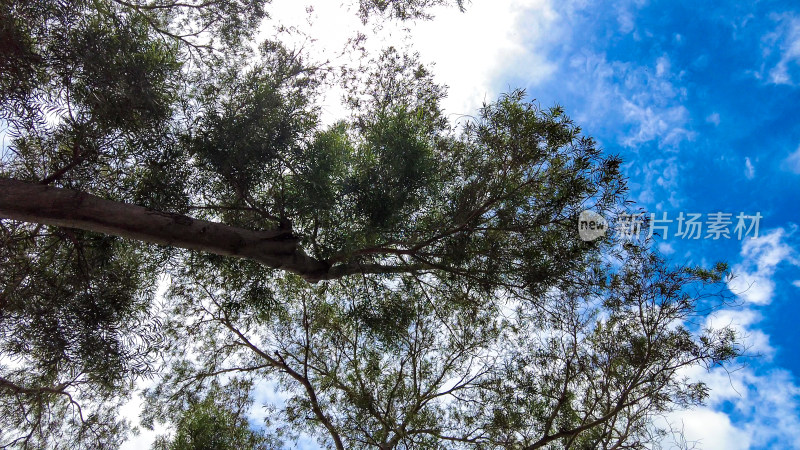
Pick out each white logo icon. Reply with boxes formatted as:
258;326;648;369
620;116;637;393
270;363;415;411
578;210;608;241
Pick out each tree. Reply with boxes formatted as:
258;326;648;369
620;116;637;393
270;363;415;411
149;379;276;450
0;0;739;448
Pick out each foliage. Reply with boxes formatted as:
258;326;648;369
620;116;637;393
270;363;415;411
0;0;741;448
150;380;276;450
0;222;160;448
140;242;738;449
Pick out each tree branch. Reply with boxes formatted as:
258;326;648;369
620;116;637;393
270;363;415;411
0;178;430;282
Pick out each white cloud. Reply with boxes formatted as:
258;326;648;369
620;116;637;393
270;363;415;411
620;100;693;148
668;229;800;450
655;55;671;77
706;112;721;126
616;10;636;34
0;125;9;164
557;51;694;150
668;407;751;450
262;0;558;122
706;309;773;357
784;144;800;174
744;157;755;179
120;386;169;450
457;2;698;153
248;378;290;424
668;362;800;449
793;280;800;288
763;14;800;85
411;0;559;115
672;228;800;446
632;157;681;207
609;0;649;35
658;242;675;255
728;228;797;305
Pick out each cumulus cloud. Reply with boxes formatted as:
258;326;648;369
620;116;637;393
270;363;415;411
667;407;751;450
672;257;800;449
669;366;800;450
675;227;800;445
664;226;800;449
727;228;798;305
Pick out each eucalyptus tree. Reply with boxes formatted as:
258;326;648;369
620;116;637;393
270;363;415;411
149;380;276;450
0;0;738;448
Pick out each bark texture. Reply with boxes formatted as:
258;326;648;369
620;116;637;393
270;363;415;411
0;178;333;280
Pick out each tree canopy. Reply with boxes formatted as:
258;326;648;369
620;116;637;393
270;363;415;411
0;0;739;448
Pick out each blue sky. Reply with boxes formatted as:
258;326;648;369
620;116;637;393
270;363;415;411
498;0;800;447
120;1;800;448
511;0;800;351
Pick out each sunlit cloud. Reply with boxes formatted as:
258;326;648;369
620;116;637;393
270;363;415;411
728;228;798;305
668;365;800;449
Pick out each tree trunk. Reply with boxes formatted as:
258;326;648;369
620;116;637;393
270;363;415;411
0;178;330;279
